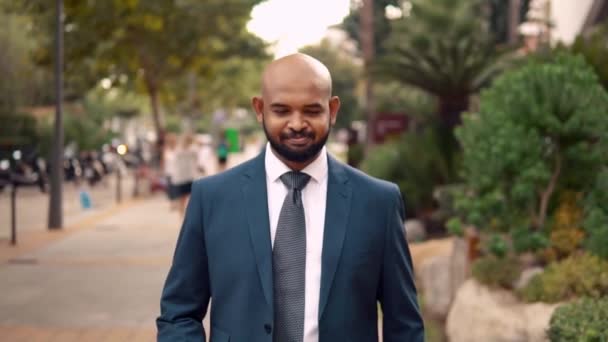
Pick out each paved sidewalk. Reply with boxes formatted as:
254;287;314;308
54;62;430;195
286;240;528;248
0;147;261;341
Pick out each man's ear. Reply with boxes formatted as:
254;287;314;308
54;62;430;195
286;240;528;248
329;96;340;126
252;96;264;123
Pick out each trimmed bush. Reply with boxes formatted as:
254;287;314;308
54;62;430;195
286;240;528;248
454;53;608;232
584;170;608;260
548;297;608;341
520;253;608;303
549;228;585;258
472;255;521;289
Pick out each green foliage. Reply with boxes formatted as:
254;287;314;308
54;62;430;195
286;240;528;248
300;40;362;129
583;170;608;260
472;255;521;289
548;297;608;342
360;125;451;215
519;253;608;303
378;0;509;184
0;10;54;112
0;112;39;146
446;217;464;237
511;227;549;254
347;143;365;168
486;234;508;258
379;0;505;104
572;23;608;92
17;0;267;135
454;53;608;231
341;0;401;56
375;82;436;119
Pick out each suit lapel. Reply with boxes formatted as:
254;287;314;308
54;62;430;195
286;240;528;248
319;156;352;319
241;151;273;308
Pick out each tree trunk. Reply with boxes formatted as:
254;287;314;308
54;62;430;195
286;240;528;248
148;86;163;140
534;153;562;229
437;95;469;180
361;0;375;149
508;0;522;45
145;78;165;167
438;95;469;128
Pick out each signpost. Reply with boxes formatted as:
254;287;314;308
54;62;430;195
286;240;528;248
371;113;411;143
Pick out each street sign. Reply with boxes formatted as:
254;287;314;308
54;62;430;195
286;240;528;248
372;113;410;143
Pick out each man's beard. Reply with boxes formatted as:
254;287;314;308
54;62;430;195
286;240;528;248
263;119;330;164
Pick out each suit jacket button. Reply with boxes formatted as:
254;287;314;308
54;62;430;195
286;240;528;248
264;324;272;334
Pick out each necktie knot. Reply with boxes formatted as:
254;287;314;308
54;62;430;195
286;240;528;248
280;171;311;191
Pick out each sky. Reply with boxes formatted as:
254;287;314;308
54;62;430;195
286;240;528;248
247;0;352;58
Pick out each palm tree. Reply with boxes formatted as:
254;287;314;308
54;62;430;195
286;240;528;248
378;0;508;178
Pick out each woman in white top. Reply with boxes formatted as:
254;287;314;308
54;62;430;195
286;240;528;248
169;134;199;216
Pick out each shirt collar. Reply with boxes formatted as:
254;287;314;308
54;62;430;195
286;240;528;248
265;142;328;184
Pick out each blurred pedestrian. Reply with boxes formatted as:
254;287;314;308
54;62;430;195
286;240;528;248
216;131;229;171
157;53;424;341
169;134;199;216
162;133;179;210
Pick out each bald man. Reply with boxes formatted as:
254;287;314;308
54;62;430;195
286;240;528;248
157;54;424;342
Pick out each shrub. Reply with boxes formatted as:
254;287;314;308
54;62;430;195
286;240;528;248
486;234;509;258
511;227;549;254
549;229;585;258
548;297;608;341
454;53;608;232
472;255;521;289
519;253;608;303
360;127;451;216
583;170;608;260
446;217;464;237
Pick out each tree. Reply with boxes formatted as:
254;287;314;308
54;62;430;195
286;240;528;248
18;0;267;148
300;40;363;130
0;8;54;146
571;22;608;92
377;0;511;179
454;53;608;233
341;0;402;57
379;0;506;128
163;56;269;121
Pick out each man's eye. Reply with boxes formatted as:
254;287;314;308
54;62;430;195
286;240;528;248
305;111;321;116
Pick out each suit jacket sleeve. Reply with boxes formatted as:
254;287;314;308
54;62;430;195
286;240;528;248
378;185;425;341
157;181;210;341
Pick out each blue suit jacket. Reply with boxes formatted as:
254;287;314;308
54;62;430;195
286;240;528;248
157;151;424;342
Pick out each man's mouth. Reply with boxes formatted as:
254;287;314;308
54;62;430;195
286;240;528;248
286;136;311;145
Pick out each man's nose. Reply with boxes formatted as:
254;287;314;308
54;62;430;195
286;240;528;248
287;113;306;131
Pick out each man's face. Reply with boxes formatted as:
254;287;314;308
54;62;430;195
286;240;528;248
253;80;340;166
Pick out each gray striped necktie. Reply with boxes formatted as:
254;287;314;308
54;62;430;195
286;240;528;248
273;171;311;342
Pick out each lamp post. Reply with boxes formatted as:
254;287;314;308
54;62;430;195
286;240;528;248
48;0;64;230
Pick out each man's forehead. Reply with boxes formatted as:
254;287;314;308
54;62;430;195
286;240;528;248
261;53;332;98
264;77;328;97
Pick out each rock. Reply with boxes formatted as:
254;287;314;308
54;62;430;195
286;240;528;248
418;255;452;318
409;238;453;271
446;279;560;342
449;237;469;298
404;219;426;242
514;267;544;290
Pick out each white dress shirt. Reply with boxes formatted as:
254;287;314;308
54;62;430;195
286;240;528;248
265;142;327;342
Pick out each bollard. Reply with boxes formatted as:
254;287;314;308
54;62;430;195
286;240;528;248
116;168;122;203
10;182;17;245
